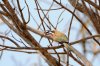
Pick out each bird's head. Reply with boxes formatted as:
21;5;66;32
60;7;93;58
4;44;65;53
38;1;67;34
46;30;56;39
46;30;68;43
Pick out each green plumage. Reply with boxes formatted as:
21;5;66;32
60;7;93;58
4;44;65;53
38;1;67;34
50;30;68;43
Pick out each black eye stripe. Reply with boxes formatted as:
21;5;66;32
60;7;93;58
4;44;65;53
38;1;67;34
45;30;55;35
51;31;55;33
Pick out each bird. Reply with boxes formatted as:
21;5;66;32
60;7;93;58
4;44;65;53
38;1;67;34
46;30;92;66
48;30;68;43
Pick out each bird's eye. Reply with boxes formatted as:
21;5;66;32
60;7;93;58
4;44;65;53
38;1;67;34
45;30;55;35
45;30;52;35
